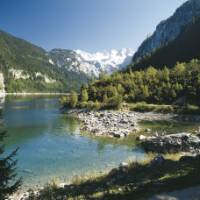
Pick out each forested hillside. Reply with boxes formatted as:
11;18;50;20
63;16;200;110
63;59;200;112
0;30;89;92
132;0;200;63
131;18;200;70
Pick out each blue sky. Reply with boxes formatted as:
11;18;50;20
0;0;186;52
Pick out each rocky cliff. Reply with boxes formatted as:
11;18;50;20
49;48;134;77
132;0;200;63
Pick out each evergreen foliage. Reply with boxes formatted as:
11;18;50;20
0;30;89;92
63;59;200;110
0;131;22;199
131;18;200;70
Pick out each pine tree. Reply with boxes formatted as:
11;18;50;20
70;91;78;108
80;89;88;102
0;131;22;200
103;93;108;103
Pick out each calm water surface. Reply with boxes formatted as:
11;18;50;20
2;96;144;187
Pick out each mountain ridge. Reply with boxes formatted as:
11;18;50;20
131;17;200;70
49;48;134;77
132;0;200;63
0;29;133;92
0;30;89;92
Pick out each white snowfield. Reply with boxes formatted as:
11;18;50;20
49;48;134;77
74;48;134;76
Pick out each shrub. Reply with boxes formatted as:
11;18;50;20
80;89;89;102
131;102;174;113
177;104;200;114
61;91;79;108
131;102;155;112
154;105;174;113
103;95;123;110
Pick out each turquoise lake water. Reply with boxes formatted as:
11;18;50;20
2;96;145;188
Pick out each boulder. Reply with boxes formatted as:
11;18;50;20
144;128;151;133
113;132;125;138
141;132;200;153
119;162;129;168
137;135;147;141
150;155;165;165
119;162;129;172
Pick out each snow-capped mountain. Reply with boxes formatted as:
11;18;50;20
49;48;134;77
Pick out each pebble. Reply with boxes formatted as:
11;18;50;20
75;110;173;138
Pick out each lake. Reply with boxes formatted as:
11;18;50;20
2;96;144;188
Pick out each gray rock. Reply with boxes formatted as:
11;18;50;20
113;132;125;138
141;132;200;153
119;162;129;172
150;155;165;165
75;110;174;138
133;0;200;63
144;128;151;133
137;135;147;141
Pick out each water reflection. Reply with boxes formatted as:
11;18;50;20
3;96;143;187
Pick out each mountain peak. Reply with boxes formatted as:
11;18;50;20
50;48;134;77
133;0;200;63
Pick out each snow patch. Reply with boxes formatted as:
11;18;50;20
9;69;30;79
10;69;56;83
74;48;134;76
49;59;55;65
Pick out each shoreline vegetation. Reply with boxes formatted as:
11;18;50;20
10;154;200;200
8;60;200;199
10;107;200;200
52;60;200;199
60;60;200;117
7;61;200;198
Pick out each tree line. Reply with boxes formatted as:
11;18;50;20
62;59;200;110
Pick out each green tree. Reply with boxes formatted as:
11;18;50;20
146;66;158;82
106;86;118;98
0;132;22;199
141;85;150;99
103;93;108;103
80;89;88;102
70;91;78;108
162;67;170;82
107;95;123;110
117;84;125;95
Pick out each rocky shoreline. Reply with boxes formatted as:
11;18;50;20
10;109;200;199
9;153;200;200
68;109;175;138
139;132;200;154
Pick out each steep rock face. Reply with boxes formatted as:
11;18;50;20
133;17;200;69
49;48;134;77
133;0;200;63
0;73;5;95
0;30;89;92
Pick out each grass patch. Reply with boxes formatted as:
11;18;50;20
127;102;200;115
139;119;200;135
27;155;200;200
129;102;174;113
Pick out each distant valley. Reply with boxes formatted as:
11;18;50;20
0;30;133;93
